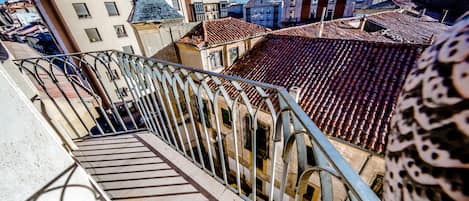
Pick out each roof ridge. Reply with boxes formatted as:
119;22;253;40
271;9;406;34
265;33;428;48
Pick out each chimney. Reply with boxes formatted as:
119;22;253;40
289;86;301;103
318;7;326;38
359;17;366;31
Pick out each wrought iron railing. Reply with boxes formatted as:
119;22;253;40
15;50;380;201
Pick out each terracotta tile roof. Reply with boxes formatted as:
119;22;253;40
222;35;426;154
274;10;448;44
176;17;270;48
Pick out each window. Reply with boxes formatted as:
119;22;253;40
209;51;223;69
105;2;119;16
122;45;134;54
256;156;264;171
107;69;120;81
172;0;180;10
244;116;252;150
114;25;127;38
221;108;232;127
116;87;129;98
371;174;384;198
289;10;295;19
244;116;269;159
303;185;316;201
245;8;251;22
256;178;263;192
228;47;238;65
85;28;102;42
326;9;333;20
194;98;212;128
73;3;91;18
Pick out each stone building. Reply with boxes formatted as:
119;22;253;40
186;0;229;22
175;17;270;72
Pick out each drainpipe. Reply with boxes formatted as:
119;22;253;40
359;16;366;31
318;7;326;38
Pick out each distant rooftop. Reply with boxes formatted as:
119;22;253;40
245;0;281;8
176;17;270;48
129;0;183;23
274;9;448;44
223;35;426;154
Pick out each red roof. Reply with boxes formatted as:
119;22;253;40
223;35;425;154
177;17;270;48
274;10;448;44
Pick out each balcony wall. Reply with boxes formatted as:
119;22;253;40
0;62;105;201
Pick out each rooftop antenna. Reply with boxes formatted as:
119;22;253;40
440;9;448;23
419;8;426;17
318;7;326;38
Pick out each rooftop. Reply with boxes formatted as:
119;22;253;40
274;10;448;44
223;35;425;153
245;0;282;8
176;17;270;48
129;0;183;23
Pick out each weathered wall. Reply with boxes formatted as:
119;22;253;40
134;22;199;57
0;62;103;201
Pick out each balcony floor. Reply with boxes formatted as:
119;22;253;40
73;132;241;201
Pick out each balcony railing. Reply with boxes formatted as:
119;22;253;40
15;50;380;201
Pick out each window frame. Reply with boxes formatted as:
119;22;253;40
209;50;223;70
228;47;239;65
371;174;384;198
114;25;128;38
104;2;120;16
84;28;102;43
72;3;91;19
221;108;232;127
122;45;135;54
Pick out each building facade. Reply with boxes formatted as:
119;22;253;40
175;18;269;72
244;0;282;28
187;0;228;22
36;0;142;54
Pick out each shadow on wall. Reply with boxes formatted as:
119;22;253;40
26;163;105;201
152;42;180;63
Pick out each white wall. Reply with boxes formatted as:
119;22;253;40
53;0;142;54
0;62;104;201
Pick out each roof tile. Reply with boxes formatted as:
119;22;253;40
223;35;425;154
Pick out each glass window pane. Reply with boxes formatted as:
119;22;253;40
114;25;127;37
221;108;231;126
73;3;90;18
122;45;134;54
85;28;102;42
229;47;238;65
105;2;119;16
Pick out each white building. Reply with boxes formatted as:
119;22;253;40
244;0;282;28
